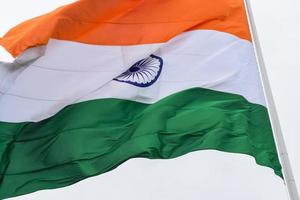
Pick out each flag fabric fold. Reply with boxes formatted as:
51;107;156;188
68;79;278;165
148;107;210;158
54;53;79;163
0;0;281;199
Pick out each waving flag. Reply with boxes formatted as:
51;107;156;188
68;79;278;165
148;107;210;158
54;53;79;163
0;0;281;198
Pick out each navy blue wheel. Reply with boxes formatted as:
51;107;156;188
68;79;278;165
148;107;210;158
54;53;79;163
113;55;163;87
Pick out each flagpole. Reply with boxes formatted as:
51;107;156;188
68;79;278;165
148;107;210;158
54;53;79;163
243;0;299;200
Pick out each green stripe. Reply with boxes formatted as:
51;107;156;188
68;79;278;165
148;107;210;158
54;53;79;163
0;88;281;199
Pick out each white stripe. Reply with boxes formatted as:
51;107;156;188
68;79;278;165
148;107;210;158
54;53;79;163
0;30;265;122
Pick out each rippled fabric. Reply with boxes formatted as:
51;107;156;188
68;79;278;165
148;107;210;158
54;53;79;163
0;30;263;123
0;88;281;199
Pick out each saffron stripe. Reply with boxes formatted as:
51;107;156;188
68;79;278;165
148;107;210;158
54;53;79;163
0;0;250;57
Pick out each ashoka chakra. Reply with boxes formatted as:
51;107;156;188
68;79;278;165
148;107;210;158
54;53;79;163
113;55;163;87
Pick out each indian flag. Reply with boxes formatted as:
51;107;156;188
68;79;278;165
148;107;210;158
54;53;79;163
0;0;282;199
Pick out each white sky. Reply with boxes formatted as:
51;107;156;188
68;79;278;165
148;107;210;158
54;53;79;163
0;0;299;199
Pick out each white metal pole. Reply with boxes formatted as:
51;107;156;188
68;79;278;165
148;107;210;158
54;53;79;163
243;0;299;200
